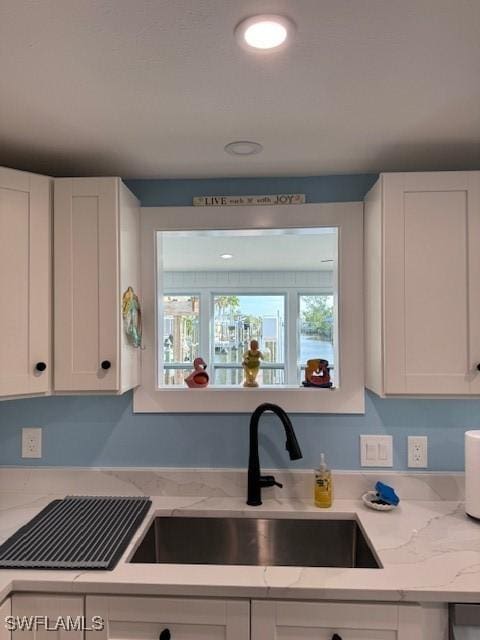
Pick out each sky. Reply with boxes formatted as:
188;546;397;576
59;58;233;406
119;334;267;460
215;294;285;318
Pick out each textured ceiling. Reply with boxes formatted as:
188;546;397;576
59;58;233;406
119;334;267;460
1;0;480;178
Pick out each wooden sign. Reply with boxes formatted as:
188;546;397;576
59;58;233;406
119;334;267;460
193;194;306;207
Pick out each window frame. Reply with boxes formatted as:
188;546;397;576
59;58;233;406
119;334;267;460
135;202;364;413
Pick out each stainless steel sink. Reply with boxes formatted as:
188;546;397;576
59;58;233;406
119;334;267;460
130;516;380;568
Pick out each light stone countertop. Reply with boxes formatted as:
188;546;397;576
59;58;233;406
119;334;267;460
0;482;479;605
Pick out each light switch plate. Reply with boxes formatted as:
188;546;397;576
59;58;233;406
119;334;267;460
22;427;42;458
360;435;393;467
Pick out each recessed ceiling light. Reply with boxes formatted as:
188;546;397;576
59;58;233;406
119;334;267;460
220;253;233;260
224;141;263;156
235;15;295;51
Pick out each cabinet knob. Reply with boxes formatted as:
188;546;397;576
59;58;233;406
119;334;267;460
101;360;111;370
159;630;171;640
332;635;342;640
477;364;480;372
35;362;47;372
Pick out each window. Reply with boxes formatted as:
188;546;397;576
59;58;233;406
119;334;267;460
213;294;285;386
162;295;200;385
299;294;336;383
159;228;339;388
160;290;340;387
137;202;364;413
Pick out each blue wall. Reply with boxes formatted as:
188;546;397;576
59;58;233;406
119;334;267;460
124;174;377;207
0;174;474;471
0;390;474;469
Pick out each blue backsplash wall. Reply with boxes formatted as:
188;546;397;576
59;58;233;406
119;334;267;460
0;173;475;470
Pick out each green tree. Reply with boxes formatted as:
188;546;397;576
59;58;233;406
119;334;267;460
301;296;333;341
214;295;240;315
242;313;261;330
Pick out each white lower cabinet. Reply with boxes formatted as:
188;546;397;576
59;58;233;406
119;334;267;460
11;594;83;640
251;600;435;640
0;598;11;640
86;595;250;640
10;595;448;640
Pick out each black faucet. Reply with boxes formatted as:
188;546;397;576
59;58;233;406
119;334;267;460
247;403;303;506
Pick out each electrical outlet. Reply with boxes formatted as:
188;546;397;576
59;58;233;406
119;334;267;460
408;436;428;468
22;427;42;459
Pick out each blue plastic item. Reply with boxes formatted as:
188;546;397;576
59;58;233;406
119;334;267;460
375;481;400;506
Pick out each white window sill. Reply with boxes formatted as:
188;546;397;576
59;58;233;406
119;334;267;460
152;384;335;390
133;384;364;413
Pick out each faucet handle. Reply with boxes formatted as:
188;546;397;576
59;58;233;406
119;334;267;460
259;475;283;489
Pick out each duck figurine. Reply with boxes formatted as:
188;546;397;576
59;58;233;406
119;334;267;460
185;357;209;388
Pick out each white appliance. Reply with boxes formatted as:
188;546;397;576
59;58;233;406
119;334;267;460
465;430;480;519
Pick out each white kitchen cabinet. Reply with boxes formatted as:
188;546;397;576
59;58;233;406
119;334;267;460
54;177;140;393
11;594;83;640
0;167;51;398
251;600;425;640
7;594;447;640
365;171;480;395
86;595;250;640
0;597;11;640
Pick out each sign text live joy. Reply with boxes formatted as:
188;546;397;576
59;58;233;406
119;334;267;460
193;194;306;207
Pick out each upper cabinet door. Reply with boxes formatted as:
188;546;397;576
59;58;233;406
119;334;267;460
0;168;51;398
54;178;120;391
466;174;480;394
365;171;480;396
384;172;479;394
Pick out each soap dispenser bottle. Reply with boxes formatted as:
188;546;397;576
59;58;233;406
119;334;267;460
314;453;332;508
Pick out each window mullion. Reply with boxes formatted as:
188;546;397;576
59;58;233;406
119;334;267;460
200;290;210;371
286;291;298;385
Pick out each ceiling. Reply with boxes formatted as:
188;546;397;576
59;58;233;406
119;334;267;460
1;0;479;178
161;229;337;271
